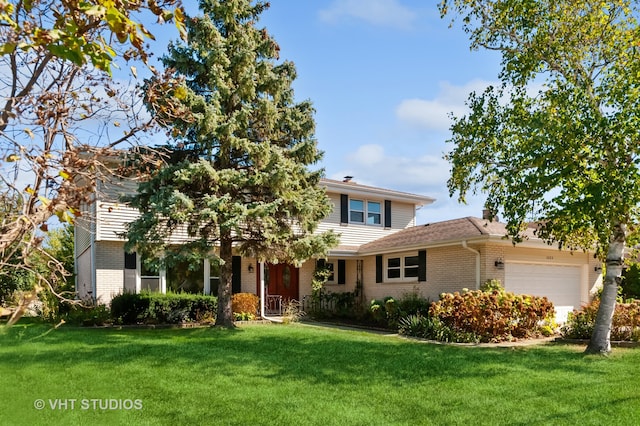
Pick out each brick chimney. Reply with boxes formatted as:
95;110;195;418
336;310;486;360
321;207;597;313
482;208;498;222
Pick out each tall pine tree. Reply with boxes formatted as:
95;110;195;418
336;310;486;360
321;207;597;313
125;0;337;326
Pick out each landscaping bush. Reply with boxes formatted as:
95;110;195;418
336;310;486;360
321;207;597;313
110;292;217;325
561;298;640;341
370;291;432;328
398;314;479;343
304;289;361;319
428;289;555;343
232;293;259;320
60;303;111;326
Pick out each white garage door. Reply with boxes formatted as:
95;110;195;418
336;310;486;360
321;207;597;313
504;263;582;322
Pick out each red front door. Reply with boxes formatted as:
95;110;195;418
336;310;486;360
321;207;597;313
265;263;299;301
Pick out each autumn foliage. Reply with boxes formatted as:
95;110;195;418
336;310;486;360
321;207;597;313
231;293;259;317
428;289;555;343
561;299;640;341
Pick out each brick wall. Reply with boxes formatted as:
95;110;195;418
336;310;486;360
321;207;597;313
94;240;126;304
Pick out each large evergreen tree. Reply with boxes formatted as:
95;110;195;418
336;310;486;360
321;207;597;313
440;0;640;354
125;0;338;326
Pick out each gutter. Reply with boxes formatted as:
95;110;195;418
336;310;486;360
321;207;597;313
259;261;283;323
462;241;481;290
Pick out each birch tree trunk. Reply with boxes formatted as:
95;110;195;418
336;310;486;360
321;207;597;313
585;223;626;354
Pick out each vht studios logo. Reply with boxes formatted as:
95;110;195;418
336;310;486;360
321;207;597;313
34;399;143;410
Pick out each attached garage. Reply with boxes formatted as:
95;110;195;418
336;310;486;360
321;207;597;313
504;263;583;322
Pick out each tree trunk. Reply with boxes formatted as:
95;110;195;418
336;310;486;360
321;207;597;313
585;222;626;355
215;231;235;327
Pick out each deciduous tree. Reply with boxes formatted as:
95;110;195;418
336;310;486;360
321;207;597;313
440;0;640;354
0;0;184;321
124;0;338;327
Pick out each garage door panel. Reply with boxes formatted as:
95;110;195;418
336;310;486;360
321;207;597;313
505;263;581;322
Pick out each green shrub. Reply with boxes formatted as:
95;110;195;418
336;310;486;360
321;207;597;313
234;312;256;321
480;279;503;292
305;289;361;319
397;290;432;317
54;301;111;326
398;314;431;338
561;298;640;341
369;299;387;325
110;292;150;325
428;289;555;343
110;292;217;325
370;291;432;329
398;314;479;343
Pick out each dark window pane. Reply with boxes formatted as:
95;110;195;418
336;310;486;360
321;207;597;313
404;267;419;278
388;269;401;279
388;257;401;268
350;211;364;223
405;256;420;267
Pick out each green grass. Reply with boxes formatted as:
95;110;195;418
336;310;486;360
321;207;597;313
1;322;639;426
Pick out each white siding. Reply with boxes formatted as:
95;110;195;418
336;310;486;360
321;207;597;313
317;192;416;246
98;177;139;202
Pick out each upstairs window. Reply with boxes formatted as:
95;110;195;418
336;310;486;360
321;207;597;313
349;199;382;226
367;201;381;225
349;199;364;223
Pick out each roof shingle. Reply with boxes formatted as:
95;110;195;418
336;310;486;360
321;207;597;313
358;217;535;254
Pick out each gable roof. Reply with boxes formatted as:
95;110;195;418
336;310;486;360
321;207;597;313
358;217;540;254
320;178;435;206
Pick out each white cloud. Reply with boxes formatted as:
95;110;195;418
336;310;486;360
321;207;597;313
319;0;416;30
396;79;496;131
331;143;449;194
330;144;490;224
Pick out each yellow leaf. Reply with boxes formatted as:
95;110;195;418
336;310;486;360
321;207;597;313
130;66;137;78
24;128;34;139
25;186;35;195
38;195;51;206
59;170;70;180
5;154;19;162
113;121;120;127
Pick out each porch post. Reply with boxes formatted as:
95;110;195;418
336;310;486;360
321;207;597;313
204;259;211;295
259;261;265;318
159;268;167;294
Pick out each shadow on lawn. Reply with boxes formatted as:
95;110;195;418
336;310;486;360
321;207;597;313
0;322;606;388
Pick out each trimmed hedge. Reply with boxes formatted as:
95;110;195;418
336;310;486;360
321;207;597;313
561;298;640;341
110;292;217;325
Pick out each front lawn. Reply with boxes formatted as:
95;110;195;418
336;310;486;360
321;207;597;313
1;322;639;425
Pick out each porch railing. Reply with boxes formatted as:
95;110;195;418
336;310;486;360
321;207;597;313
265;295;283;316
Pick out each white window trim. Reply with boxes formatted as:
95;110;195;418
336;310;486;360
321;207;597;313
349;198;383;226
384;253;420;283
137;255;166;293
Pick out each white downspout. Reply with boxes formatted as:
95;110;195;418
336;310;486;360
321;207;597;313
462;241;481;290
259;261;283;323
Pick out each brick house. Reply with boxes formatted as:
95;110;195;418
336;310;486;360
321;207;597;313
75;176;601;321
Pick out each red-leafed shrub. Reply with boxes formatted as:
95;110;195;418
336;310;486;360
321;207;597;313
561;298;640;341
428;289;555;343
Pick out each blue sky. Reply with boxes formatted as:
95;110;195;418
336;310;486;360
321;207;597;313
148;0;504;224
